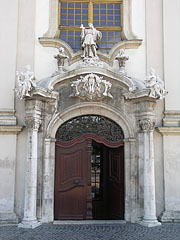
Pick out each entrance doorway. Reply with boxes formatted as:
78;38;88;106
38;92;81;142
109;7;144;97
54;115;124;220
91;140;124;219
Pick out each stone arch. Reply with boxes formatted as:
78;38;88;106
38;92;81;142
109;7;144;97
47;103;135;140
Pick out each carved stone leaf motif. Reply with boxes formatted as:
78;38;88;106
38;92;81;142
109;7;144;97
139;119;155;131
70;73;113;101
25;116;42;130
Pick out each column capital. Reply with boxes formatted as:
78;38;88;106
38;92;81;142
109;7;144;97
139;119;155;132
25;116;42;131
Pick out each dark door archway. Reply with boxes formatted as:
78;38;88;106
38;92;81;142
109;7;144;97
54;115;125;220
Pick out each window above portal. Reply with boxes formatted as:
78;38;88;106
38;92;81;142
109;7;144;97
58;0;123;53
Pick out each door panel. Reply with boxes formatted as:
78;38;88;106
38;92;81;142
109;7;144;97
108;146;124;219
54;140;92;220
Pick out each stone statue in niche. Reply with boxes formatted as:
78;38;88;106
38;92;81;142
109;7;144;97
80;23;102;66
53;47;69;75
115;49;129;74
145;68;168;99
15;65;36;99
70;73;113;101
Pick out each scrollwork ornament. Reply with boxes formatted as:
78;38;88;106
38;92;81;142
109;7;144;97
139;119;155;132
70;73;113;101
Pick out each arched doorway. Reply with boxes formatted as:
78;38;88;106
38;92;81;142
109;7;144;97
54;115;124;220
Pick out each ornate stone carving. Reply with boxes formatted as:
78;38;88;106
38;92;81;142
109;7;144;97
15;65;36;99
70;73;113;101
145;68;168;99
115;49;129;74
80;23;102;66
53;47;69;76
139;119;155;131
25;116;42;131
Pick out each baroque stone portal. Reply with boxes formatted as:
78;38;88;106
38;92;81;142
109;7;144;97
70;73;113;101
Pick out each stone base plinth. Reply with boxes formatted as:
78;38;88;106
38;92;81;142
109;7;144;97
160;210;180;223
18;220;41;229
139;219;161;227
0;213;18;224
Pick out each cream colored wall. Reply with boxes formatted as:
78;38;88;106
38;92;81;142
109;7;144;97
0;0;18;109
0;135;17;212
163;0;180;110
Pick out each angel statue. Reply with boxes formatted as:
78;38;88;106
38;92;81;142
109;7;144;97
145;68;167;99
16;65;36;99
80;23;102;59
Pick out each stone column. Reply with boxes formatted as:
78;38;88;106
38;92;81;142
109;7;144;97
42;138;56;223
139;119;161;227
19;101;42;228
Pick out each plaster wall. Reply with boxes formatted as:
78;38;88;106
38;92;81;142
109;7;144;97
163;134;180;211
0;135;17;213
0;0;18;109
163;0;180;110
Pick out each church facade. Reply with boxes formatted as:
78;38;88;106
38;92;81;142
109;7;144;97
0;0;180;228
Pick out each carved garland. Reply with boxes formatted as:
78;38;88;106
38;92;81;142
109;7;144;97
56;115;124;142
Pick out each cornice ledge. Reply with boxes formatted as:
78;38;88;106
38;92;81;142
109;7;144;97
27;87;59;102
39;37;142;66
156;127;180;135
124;89;156;101
0;125;24;134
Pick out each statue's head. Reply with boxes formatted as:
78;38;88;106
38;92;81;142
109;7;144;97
59;47;64;53
25;65;31;71
88;23;94;29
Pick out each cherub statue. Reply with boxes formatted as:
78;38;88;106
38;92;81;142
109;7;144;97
80;23;102;59
16;65;36;99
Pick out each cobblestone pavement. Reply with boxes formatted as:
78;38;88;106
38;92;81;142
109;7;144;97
0;223;180;240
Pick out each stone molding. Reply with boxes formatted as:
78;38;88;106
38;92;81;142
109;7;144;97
0;109;17;126
139;119;155;132
39;38;142;66
160;210;180;223
0;125;23;134
156;127;180;135
163;111;180;127
45;67;136;93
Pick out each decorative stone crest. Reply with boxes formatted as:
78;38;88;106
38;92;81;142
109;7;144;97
80;23;102;67
145;68;168;99
115;49;129;74
139;119;156;131
70;73;113;101
15;65;36;99
53;47;69;76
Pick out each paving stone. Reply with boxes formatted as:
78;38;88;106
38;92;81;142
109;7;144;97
0;223;180;240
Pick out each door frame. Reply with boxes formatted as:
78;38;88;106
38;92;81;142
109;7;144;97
41;105;137;223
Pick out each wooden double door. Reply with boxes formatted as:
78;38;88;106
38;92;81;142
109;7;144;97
54;135;124;220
